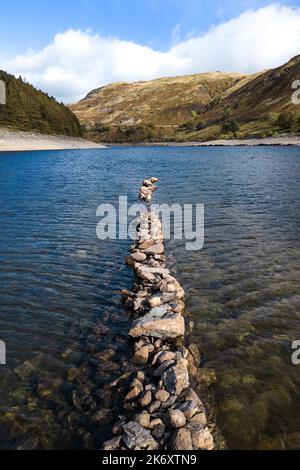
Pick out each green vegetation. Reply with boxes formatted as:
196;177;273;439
0;70;82;136
277;112;298;130
221;120;240;135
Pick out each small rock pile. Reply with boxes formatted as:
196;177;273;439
103;178;214;451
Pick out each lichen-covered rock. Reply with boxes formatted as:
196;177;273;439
122;422;158;450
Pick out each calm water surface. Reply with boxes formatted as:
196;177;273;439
0;146;299;449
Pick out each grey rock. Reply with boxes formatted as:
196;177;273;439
149;306;168;317
144;243;165;255
177;400;199;419
152;424;166;441
162;358;190;395
148;400;161;414
153;360;175;377
131;252;147;262
129;312;185;339
122;422;158;450
161;395;178;409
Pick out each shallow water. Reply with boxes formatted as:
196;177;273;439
0;146;299;449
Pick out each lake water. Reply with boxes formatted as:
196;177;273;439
0;146;299;449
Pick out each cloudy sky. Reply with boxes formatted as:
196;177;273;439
1;0;300;102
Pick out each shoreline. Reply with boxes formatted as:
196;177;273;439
106;134;300;147
0;128;106;152
2;128;299;152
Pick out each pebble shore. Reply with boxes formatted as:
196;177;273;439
103;178;214;451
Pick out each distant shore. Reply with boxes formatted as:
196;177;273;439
107;134;300;147
0;128;106;152
1;128;300;152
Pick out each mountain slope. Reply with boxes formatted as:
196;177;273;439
203;55;300;122
71;55;300;143
72;72;247;126
0;71;82;137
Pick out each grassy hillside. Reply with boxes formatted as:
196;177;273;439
71;55;300;143
0;71;82;137
70;72;247;142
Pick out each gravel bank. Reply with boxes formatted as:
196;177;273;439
0;128;106;152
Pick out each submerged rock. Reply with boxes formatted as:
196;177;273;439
124;384;143;402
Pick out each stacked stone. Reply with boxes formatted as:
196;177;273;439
103;178;214;451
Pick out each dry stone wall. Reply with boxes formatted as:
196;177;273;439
103;178;214;451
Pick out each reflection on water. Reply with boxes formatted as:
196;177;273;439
0;146;299;449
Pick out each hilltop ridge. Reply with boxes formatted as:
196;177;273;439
70;55;300;143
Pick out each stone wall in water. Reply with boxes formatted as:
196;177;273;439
103;178;214;451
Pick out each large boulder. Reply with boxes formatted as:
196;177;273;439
129;312;185;339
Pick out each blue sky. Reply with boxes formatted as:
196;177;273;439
1;0;299;54
1;1;300;101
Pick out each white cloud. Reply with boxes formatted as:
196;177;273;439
4;4;300;103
